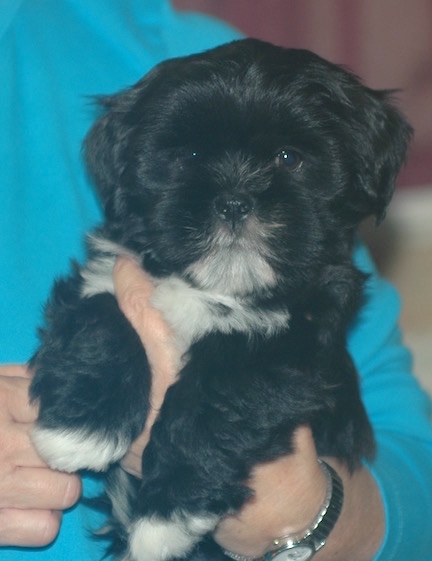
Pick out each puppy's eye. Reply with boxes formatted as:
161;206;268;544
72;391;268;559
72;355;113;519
176;150;199;170
182;150;199;162
275;149;303;172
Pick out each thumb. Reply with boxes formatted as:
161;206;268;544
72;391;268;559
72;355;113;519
112;257;179;372
113;257;156;340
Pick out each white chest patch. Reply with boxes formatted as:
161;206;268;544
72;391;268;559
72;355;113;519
80;237;290;354
152;276;289;350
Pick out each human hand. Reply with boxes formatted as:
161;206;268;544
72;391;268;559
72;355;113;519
0;365;81;547
113;257;180;478
214;426;328;558
214;429;384;561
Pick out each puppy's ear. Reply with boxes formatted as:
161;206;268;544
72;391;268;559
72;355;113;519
84;94;132;218
329;79;413;223
84;64;164;218
351;87;412;222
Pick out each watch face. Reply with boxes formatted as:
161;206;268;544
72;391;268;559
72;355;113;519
273;545;314;561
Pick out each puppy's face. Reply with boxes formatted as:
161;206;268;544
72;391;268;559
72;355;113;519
86;39;411;297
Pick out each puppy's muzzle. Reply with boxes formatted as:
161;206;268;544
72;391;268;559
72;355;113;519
214;194;254;227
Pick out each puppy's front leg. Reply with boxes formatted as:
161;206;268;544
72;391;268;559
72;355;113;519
125;333;302;561
30;275;150;473
127;386;250;561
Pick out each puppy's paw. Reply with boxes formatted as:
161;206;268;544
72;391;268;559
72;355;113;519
31;424;129;472
128;512;218;561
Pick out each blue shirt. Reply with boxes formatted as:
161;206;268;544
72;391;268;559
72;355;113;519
1;1;432;559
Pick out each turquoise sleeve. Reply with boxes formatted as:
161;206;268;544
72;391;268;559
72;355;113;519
350;243;432;559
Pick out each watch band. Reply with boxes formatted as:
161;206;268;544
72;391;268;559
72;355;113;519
223;459;344;561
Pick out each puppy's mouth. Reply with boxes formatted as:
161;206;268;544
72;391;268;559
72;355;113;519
185;211;280;297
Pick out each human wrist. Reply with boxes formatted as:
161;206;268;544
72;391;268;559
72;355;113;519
222;459;343;561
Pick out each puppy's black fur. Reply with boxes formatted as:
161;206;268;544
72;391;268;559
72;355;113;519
29;39;411;561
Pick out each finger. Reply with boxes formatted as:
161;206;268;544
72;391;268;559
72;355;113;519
113;257;154;321
114;258;168;344
0;508;62;547
0;376;39;424
0;364;31;379
121;430;149;478
0;467;82;510
1;422;47;469
113;256;180;375
114;257;180;474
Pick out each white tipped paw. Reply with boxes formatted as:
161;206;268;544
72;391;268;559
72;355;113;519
31;425;129;472
128;513;218;561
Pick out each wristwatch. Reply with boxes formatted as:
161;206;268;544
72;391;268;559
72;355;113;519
223;459;343;561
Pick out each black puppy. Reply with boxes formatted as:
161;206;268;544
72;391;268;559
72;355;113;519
29;39;411;561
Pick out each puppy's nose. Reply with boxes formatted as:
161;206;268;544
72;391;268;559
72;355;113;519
214;194;253;224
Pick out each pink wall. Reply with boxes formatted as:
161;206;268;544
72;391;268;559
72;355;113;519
174;0;432;187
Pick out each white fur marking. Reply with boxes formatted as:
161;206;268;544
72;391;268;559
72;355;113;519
152;276;290;349
129;513;218;561
80;255;116;297
80;236;138;298
31;425;129;472
187;222;279;296
79;234;290;354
